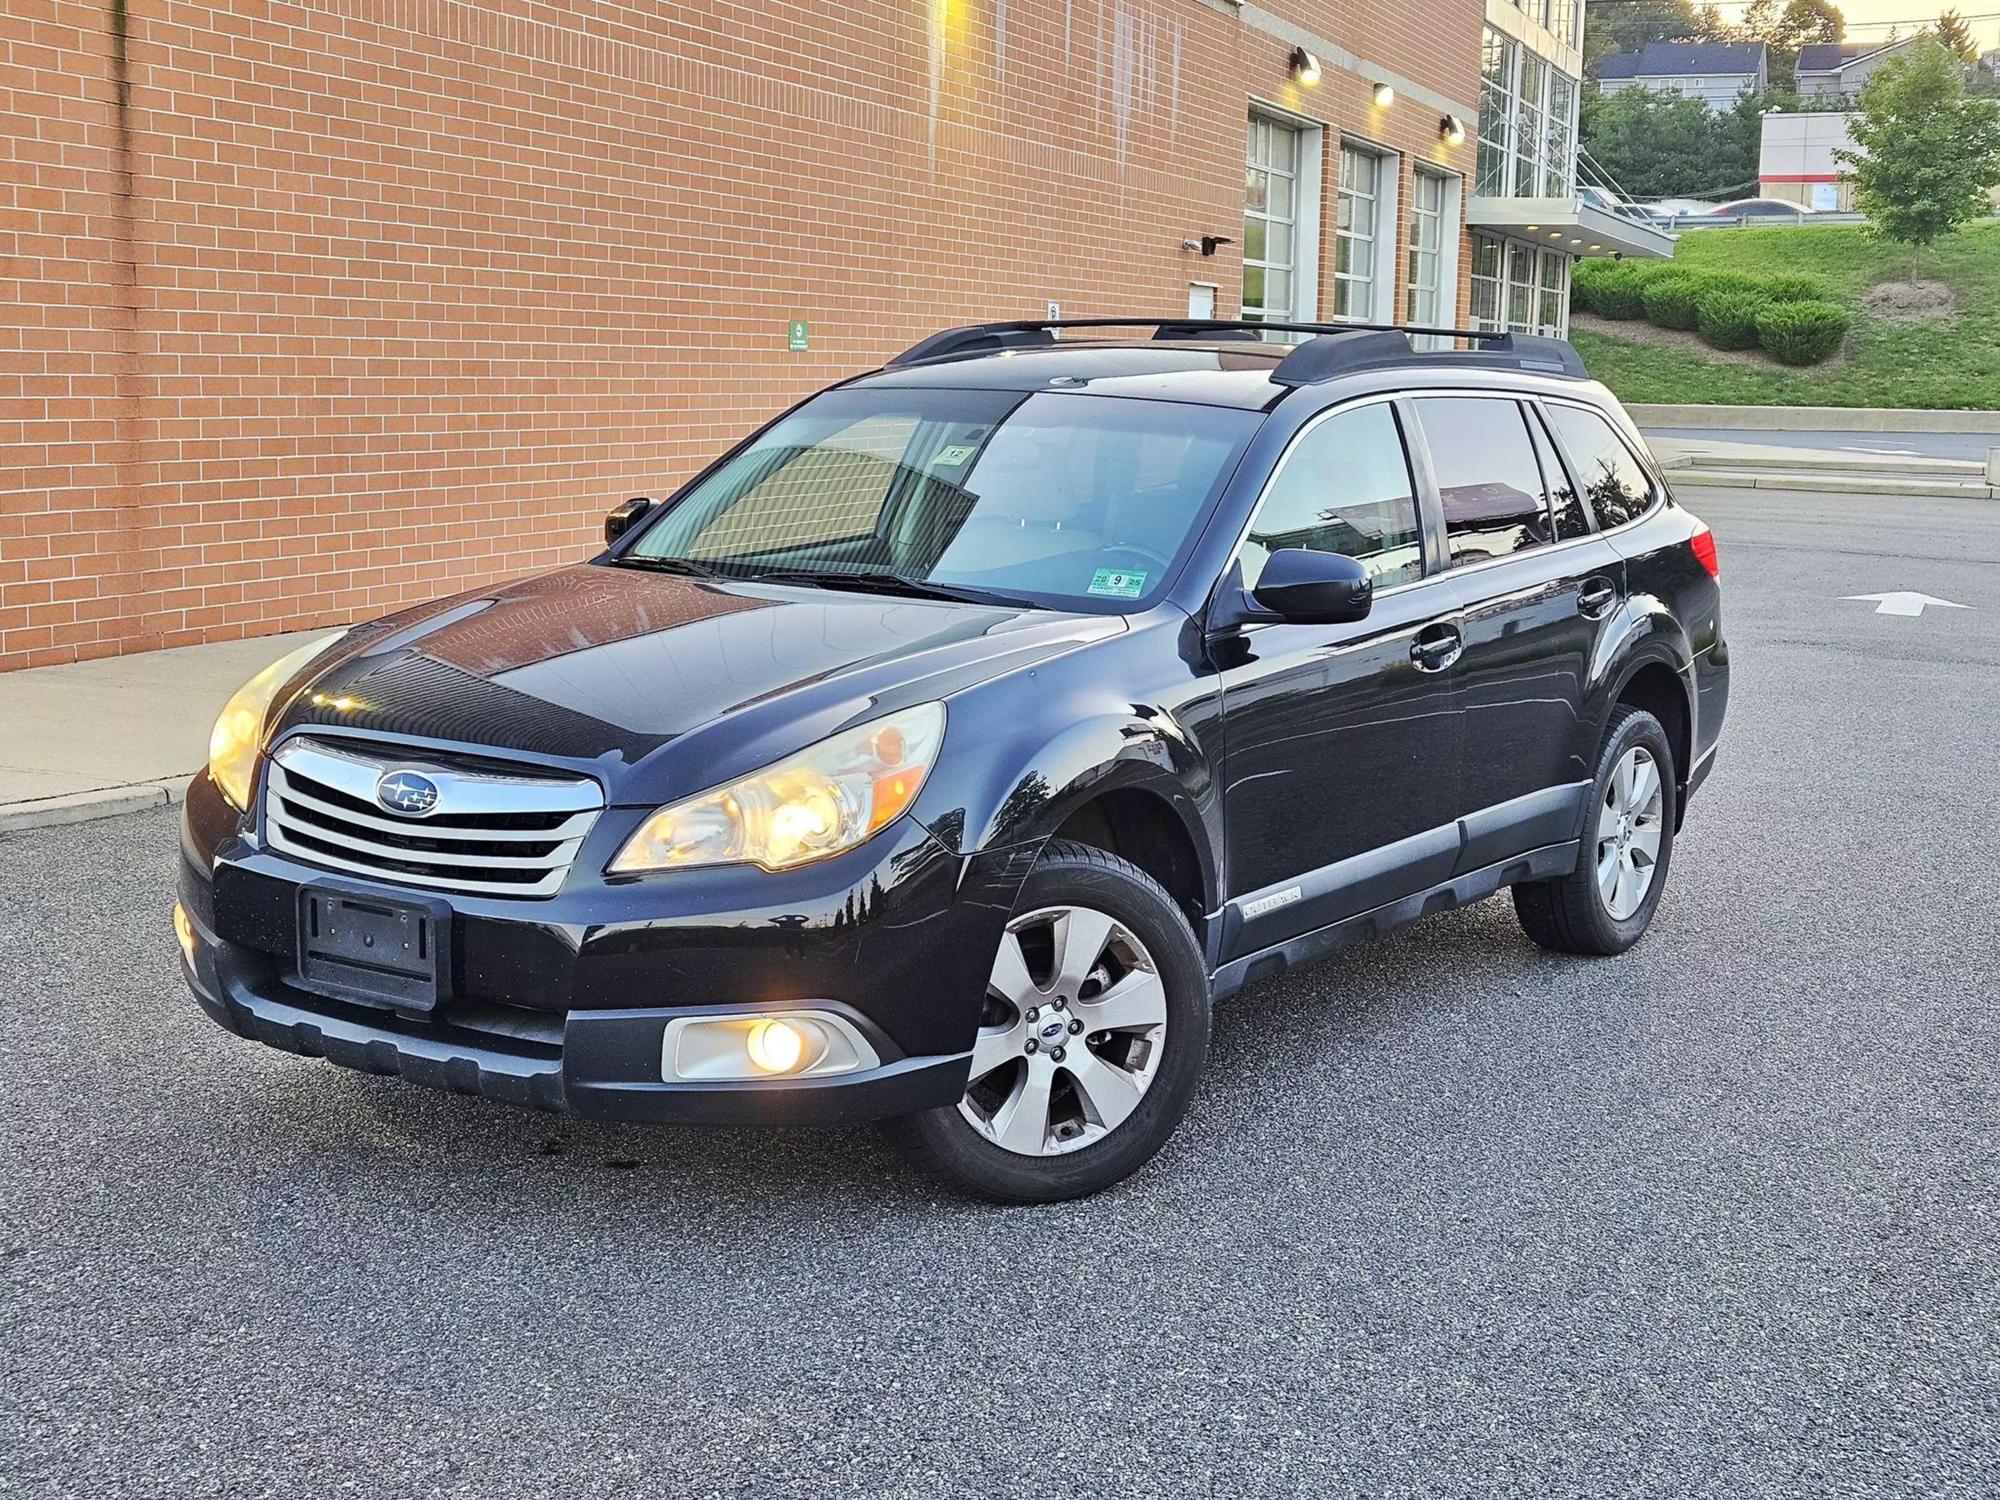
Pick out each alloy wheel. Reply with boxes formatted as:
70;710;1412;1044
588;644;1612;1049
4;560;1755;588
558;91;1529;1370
958;904;1169;1157
1596;745;1665;921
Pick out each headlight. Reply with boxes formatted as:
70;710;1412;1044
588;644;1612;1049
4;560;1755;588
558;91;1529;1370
207;632;348;810
609;703;946;874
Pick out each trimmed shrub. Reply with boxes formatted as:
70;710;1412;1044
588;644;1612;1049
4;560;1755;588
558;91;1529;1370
1760;273;1834;304
1591;265;1652;320
1642;275;1705;330
1756;299;1850;365
1574;258;1677;316
1696;288;1769;350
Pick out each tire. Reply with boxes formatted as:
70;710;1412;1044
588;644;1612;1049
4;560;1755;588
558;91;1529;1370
1513;706;1678;956
887;840;1211;1203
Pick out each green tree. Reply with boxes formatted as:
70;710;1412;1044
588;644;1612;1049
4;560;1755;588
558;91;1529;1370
1933;9;1978;61
1836;37;2000;277
1742;0;1845;89
1580;86;1758;198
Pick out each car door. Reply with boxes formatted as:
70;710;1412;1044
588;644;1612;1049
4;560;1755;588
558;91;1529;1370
1405;393;1626;873
1212;397;1465;962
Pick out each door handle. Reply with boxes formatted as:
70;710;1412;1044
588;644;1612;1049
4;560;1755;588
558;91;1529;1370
1578;579;1619;619
1410;624;1461;672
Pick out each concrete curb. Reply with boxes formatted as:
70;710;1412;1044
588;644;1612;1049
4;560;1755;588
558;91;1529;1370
1671;469;1996;498
1631;404;2000;434
0;774;195;833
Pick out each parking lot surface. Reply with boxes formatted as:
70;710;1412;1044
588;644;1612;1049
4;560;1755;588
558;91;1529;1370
4;486;1997;1498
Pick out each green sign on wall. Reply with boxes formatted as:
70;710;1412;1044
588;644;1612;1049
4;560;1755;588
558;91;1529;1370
787;320;809;352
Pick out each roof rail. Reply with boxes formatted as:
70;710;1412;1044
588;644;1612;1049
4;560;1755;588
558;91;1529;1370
884;318;1590;382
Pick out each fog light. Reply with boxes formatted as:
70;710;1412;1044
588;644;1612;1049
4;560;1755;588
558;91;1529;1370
747;1019;807;1075
172;902;196;963
660;1010;882;1083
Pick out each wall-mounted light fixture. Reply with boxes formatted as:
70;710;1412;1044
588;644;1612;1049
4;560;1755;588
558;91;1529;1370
1440;114;1466;145
1290;48;1321;87
1372;82;1395;107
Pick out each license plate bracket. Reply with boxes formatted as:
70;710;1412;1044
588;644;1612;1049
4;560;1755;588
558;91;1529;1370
296;886;451;1013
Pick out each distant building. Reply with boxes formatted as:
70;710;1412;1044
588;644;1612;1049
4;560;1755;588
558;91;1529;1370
1595;42;1769;109
1794;38;1920;102
1470;0;1675;339
1758;111;1857;211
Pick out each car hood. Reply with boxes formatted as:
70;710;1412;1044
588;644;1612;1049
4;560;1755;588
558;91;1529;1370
271;564;1118;797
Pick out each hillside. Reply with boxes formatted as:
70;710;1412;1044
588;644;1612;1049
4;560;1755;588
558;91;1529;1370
1569;222;2000;409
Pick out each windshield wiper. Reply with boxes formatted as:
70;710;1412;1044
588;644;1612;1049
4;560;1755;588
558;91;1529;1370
744;568;1031;609
608;555;729;580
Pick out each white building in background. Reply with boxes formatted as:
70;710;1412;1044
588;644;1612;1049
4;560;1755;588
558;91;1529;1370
1757;111;1857;211
1467;0;1675;337
1762;106;2000;213
1595;41;1769;109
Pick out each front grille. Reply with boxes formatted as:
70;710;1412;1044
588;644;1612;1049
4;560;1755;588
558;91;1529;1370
263;737;604;898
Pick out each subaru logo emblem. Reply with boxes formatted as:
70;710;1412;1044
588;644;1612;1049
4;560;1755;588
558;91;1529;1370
375;770;440;817
1039;1018;1067;1043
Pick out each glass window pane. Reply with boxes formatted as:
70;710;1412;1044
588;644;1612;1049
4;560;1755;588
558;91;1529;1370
1264;219;1292;264
1241;217;1267;262
1544;404;1655;528
640;389;1259;608
1413;398;1555;566
1245;168;1268;214
1242;265;1266;307
1529;405;1589;540
1242;404;1424;590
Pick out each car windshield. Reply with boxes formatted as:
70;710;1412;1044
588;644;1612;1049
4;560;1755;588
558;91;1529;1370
622;387;1259;610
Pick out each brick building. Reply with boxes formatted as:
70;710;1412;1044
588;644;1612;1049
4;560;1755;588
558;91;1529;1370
1;0;1649;671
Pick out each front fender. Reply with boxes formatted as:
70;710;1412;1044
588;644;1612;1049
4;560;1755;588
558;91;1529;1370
911;701;1220;911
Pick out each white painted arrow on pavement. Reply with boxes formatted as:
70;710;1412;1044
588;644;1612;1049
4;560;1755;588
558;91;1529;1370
1842;592;1971;618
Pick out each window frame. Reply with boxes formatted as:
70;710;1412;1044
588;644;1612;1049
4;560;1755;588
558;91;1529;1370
1244;104;1325;326
1335;138;1401;325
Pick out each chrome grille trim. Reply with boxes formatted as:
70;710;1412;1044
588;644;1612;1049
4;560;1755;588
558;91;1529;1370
264;737;604;898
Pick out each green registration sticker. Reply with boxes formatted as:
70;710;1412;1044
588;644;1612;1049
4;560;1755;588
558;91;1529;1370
1087;568;1147;599
934;444;977;466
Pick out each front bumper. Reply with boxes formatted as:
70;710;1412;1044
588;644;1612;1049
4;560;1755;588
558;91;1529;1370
177;771;1035;1126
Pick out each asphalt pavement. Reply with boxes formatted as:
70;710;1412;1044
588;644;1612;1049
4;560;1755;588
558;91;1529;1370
4;486;1997;1498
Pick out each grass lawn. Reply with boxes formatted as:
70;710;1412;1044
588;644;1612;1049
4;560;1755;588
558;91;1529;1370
1569;221;2000;409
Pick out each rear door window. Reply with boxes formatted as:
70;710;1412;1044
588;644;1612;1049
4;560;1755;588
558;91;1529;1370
1543;404;1657;529
1411;397;1554;567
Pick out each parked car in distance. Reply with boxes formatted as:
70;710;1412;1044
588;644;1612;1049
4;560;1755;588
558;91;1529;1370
175;317;1730;1202
1706;197;1816;218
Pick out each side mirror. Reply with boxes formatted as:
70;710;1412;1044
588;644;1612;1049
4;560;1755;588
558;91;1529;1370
604;496;654;545
1251;548;1373;624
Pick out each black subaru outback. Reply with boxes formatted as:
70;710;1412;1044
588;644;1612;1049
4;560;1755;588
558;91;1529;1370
177;319;1728;1202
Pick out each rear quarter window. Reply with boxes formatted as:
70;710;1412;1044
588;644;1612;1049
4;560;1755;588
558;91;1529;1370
1544;404;1657;529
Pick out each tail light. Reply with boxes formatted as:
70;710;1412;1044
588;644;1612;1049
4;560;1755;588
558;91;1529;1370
1689;523;1719;580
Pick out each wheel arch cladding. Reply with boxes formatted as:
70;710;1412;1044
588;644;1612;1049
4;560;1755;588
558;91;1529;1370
1050;784;1211;938
1611;660;1692;803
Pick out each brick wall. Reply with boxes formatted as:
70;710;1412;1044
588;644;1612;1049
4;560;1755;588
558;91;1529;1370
0;0;1481;670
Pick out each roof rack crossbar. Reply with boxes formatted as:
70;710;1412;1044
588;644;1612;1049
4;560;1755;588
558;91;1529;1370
885;318;1588;382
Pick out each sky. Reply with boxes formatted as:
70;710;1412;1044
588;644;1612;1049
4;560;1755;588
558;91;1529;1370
1698;0;2000;49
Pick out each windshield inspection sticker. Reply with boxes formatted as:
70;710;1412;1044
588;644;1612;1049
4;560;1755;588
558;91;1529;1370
1088;568;1147;599
934;444;978;467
